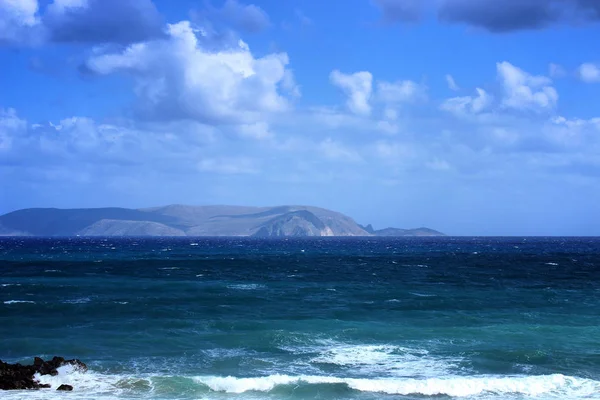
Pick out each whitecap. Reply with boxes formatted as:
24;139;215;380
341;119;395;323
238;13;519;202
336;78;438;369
194;373;600;397
4;300;36;304
409;292;437;298
227;284;265;290
308;343;453;378
63;297;91;304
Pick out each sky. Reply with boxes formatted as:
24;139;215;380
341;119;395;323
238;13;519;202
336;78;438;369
1;0;600;236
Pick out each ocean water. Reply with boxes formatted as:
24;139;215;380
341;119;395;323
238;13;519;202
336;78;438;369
1;237;600;400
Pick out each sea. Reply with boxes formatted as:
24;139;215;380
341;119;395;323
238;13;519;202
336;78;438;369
1;236;599;400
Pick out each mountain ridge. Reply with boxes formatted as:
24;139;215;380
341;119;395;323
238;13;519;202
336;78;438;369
0;205;445;237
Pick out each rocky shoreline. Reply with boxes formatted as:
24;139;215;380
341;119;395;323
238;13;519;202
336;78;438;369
0;356;86;391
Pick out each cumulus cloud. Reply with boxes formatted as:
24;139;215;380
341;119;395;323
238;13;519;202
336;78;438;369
328;70;425;119
0;108;26;152
207;0;270;33
0;0;41;45
85;21;294;124
330;70;373;116
373;0;600;32
376;80;427;103
577;63;600;83
441;88;492;115
497;62;558;112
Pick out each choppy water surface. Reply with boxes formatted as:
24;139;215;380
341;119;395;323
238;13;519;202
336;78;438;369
1;237;599;399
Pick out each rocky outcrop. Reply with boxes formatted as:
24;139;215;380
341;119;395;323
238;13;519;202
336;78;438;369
0;357;87;390
253;210;330;237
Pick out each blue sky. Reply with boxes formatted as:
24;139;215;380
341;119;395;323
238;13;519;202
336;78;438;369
1;0;600;235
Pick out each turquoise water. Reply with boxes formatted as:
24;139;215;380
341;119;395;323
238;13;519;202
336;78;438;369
1;237;599;399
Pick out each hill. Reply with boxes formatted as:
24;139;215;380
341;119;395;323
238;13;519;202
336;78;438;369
0;205;445;237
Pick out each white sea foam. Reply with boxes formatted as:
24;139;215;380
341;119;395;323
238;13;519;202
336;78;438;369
309;343;458;378
194;373;600;397
4;300;36;304
546;262;559;266
409;292;437;297
227;284;265;290
32;365;146;398
63;297;91;304
0;364;599;399
1;283;21;287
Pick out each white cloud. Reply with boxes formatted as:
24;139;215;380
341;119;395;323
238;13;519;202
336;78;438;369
426;158;451;171
383;108;398;121
329;70;373;116
441;88;492;115
497;62;558;112
376;120;400;135
86;21;293;124
376;80;426;103
0;0;40;44
318;138;362;162
373;140;414;162
0;108;27;151
237;122;273;140
446;74;460;91
577;63;600;83
281;69;301;97
198;157;259;174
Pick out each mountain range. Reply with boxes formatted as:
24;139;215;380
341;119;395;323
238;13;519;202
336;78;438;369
0;205;444;237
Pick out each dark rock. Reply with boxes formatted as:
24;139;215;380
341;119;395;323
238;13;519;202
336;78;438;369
0;357;87;390
57;384;73;391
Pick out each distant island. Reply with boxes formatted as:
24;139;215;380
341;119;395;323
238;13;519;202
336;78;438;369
0;205;445;237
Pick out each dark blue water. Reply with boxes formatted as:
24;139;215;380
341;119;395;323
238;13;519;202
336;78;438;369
1;237;599;399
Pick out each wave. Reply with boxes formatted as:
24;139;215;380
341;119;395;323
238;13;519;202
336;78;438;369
4;300;36;304
2;364;598;399
194;373;600;397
